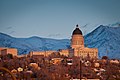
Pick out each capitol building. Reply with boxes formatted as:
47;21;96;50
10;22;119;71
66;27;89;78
29;24;98;58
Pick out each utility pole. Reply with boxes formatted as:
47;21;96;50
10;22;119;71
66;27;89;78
80;58;82;80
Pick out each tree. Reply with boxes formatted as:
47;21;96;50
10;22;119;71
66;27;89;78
102;56;108;60
7;53;13;59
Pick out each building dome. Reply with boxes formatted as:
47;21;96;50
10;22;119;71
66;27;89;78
72;24;82;35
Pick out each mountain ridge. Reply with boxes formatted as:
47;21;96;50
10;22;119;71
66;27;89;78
0;33;70;54
0;24;120;59
84;24;120;59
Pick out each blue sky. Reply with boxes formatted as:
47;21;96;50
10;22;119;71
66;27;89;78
0;0;120;39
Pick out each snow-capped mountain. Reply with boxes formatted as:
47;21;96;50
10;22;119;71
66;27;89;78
84;24;120;59
0;23;120;59
0;33;70;55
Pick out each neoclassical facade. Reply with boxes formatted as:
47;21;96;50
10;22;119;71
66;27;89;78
29;24;98;58
71;24;98;58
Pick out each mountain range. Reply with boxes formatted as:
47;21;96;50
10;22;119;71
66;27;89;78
0;33;70;55
84;23;120;59
0;23;120;59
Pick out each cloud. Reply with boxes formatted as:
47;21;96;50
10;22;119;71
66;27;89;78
47;34;61;37
6;26;13;30
108;22;120;27
9;31;15;34
82;24;89;28
5;26;16;34
81;24;89;35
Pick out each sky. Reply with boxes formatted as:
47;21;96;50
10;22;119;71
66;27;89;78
0;0;120;39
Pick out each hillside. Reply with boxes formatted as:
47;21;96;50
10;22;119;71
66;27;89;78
84;24;120;59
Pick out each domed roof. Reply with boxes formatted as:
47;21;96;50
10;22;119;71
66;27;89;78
72;24;82;35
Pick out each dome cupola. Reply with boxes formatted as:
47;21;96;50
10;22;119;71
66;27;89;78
72;24;82;35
